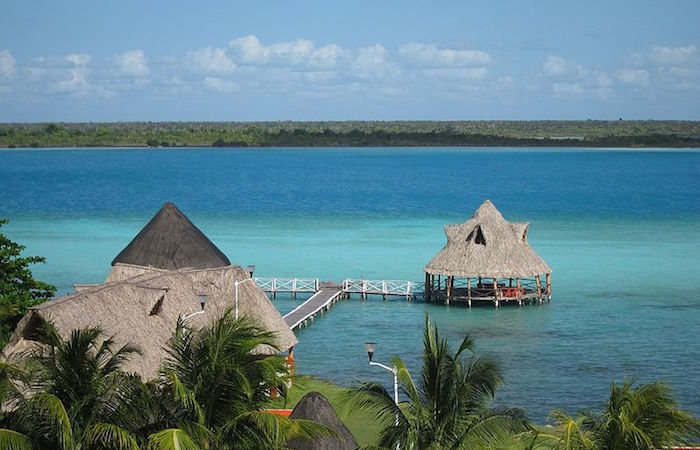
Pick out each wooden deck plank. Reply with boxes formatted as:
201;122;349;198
283;285;343;330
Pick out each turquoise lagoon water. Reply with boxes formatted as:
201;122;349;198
0;147;699;421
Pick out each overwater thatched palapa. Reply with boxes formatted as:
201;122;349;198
425;200;551;306
287;392;358;450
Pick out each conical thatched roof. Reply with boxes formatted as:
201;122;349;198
4;265;297;380
112;202;230;270
287;392;358;450
425;200;550;278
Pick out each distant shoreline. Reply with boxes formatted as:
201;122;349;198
1;120;699;148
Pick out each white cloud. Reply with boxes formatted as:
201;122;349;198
309;44;346;69
185;47;236;74
399;43;492;67
543;55;567;77
616;68;650;86
420;67;488;80
352;44;399;80
594;72;613;87
66;53;91;67
114;50;149;77
203;76;239;93
230;35;315;66
552;82;583;96
0;50;16;78
650;45;697;65
665;66;698;79
53;53;91;92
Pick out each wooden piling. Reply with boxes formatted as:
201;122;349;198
546;273;552;302
425;272;431;302
467;277;471;308
493;278;499;308
446;276;452;305
535;274;542;303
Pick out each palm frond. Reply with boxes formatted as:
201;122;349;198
0;429;33;450
14;393;73;450
246;410;335;447
147;429;201;450
83;423;140;450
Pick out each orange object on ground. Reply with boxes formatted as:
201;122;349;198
266;409;293;417
287;352;295;377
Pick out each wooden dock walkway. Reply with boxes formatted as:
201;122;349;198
282;283;343;330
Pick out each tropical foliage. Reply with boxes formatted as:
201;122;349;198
349;316;532;449
1;120;698;148
544;380;700;450
0;219;55;346
0;311;328;450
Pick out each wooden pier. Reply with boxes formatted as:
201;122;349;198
255;274;548;333
255;277;424;331
342;279;423;300
254;277;319;298
282;283;343;330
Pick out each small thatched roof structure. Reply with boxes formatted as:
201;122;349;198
112;202;231;270
425;200;550;278
4;265;297;380
287;392;358;450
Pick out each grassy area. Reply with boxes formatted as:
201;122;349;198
270;374;382;447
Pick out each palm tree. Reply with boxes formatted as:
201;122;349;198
147;309;329;450
349;315;530;450
0;312;329;450
0;325;140;450
547;380;699;450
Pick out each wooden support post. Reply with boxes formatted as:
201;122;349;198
493;278;499;308
445;276;452;305
516;278;522;304
467;277;471;308
535;274;542;304
546;273;552;302
425;272;431;302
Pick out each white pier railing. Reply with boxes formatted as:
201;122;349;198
254;277;320;296
342;279;424;300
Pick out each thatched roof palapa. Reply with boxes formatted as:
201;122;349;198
5;264;297;380
5;202;297;380
287;392;358;450
112;202;231;270
425;200;550;278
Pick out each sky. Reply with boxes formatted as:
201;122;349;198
0;1;699;122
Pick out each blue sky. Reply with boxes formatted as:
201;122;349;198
1;1;699;121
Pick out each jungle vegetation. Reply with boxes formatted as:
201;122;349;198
1;120;699;148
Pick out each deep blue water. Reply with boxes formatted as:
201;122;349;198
1;147;699;421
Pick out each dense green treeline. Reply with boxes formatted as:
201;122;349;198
1;120;699;148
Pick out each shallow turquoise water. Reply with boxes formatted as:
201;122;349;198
1;147;698;421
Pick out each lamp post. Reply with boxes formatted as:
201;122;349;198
234;277;257;320
180;310;204;322
364;342;399;430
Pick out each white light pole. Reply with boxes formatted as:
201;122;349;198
234;277;257;320
180;310;205;322
365;341;400;449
